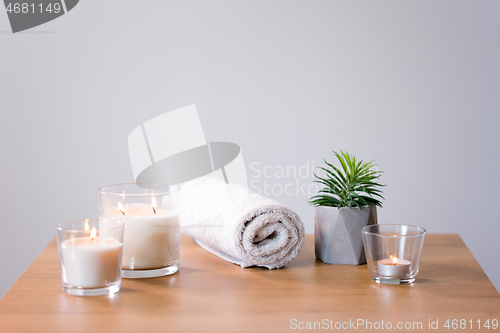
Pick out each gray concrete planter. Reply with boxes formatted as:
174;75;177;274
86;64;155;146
314;205;378;265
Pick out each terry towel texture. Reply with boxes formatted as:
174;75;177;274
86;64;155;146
180;177;305;269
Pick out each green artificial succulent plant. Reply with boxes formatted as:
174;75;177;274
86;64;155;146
309;150;385;208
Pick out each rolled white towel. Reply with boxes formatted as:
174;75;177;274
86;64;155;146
180;177;305;269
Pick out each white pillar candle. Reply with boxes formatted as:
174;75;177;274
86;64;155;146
102;203;180;270
61;235;122;288
377;257;411;277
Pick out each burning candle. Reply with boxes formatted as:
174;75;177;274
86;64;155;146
60;225;123;289
102;198;180;271
98;183;181;278
377;256;411;278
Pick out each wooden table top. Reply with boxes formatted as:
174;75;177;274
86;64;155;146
0;234;498;333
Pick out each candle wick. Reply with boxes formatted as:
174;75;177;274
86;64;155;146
152;207;156;215
120;210;125;216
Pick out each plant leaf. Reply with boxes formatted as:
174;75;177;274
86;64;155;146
309;150;385;208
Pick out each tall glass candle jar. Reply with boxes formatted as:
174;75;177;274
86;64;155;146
98;183;181;278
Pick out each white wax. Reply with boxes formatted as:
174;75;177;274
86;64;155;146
61;237;122;288
102;204;180;270
377;258;411;277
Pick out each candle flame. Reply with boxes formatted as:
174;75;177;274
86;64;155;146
118;202;125;216
392;256;398;265
152;197;157;215
90;227;96;242
84;219;90;232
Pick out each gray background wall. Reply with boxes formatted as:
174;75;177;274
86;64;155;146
0;1;499;298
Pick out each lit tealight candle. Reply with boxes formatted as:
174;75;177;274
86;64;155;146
377;256;411;278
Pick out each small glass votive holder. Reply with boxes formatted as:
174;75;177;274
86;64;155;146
56;219;124;296
98;183;181;278
362;224;426;285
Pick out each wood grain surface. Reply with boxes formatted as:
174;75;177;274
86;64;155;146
0;234;498;332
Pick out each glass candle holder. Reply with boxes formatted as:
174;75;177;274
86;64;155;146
56;219;124;296
362;224;426;285
98;183;181;278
